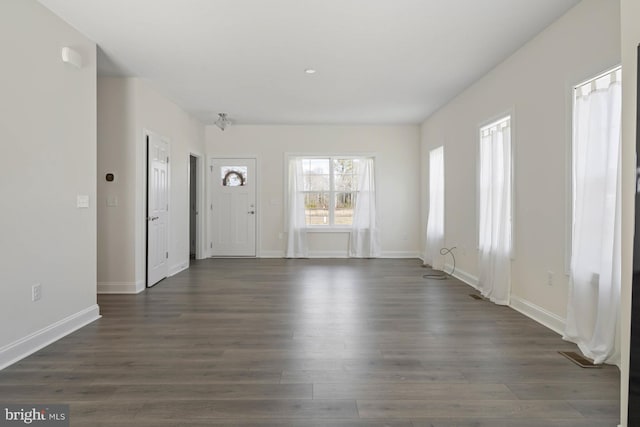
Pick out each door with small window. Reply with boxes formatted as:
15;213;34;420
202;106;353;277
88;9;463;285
210;158;256;256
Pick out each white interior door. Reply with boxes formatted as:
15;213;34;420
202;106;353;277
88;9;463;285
210;158;256;256
147;134;169;286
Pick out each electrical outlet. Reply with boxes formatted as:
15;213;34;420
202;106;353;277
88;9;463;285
32;284;42;302
547;271;554;287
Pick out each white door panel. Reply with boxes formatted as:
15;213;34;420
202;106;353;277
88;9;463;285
211;158;256;256
147;134;169;286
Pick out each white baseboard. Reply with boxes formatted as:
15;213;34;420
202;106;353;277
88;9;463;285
259;250;420;259
137;280;145;292
510;295;566;336
260;250;285;258
168;262;189;277
442;264;565;336
444;263;479;289
0;305;101;370
380;251;421;259
97;281;144;294
308;250;349;258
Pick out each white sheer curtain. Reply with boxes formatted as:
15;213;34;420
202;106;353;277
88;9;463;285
285;157;308;258
349;158;380;258
425;146;445;270
564;68;622;365
478;117;512;305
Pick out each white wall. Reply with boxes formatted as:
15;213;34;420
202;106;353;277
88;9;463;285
97;78;137;287
420;0;620;329
0;0;99;368
206;125;421;257
97;78;206;293
619;1;640;424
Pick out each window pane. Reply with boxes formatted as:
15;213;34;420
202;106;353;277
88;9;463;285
333;158;353;174
304;174;330;191
303;158;330;175
334;158;358;191
220;166;247;186
335;192;355;225
303;158;330;191
304;192;329;225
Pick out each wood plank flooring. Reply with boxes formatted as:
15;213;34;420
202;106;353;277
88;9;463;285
0;258;620;426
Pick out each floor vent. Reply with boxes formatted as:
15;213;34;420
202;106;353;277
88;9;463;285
469;294;484;300
559;351;601;368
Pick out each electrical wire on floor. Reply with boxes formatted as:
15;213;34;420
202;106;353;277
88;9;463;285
422;247;456;280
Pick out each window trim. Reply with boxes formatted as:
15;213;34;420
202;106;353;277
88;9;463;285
284;152;377;233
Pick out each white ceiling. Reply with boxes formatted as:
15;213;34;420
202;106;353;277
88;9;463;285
38;0;580;125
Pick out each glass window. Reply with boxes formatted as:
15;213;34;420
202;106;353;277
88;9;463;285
221;166;247;186
296;157;369;227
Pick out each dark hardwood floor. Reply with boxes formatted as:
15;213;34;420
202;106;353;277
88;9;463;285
0;258;620;426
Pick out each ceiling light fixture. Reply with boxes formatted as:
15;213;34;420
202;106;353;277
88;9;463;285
304;68;317;75
214;113;232;131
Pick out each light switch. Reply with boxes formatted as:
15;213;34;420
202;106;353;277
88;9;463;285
77;195;89;208
107;196;118;207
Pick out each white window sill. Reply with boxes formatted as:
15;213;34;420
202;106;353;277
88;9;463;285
305;227;352;233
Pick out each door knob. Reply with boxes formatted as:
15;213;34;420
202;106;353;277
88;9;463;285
248;211;255;214
147;216;159;221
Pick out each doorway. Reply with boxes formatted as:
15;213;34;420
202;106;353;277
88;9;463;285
210;158;256;256
189;154;198;262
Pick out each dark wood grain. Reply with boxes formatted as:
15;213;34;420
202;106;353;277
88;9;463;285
0;258;620;425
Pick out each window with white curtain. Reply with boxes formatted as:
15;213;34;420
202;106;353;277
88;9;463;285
478;115;512;305
285;156;380;258
296;157;361;227
425;146;445;270
564;67;622;365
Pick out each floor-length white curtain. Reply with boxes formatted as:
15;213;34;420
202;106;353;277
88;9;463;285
564;68;622;365
425;146;445;270
285;157;308;258
478;117;512;305
349;158;380;257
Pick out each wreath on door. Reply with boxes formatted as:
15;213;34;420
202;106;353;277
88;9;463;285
222;170;245;186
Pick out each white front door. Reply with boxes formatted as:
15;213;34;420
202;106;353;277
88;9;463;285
147;134;169;286
210;158;256;256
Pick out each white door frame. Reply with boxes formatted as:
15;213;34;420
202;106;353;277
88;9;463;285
208;155;260;257
189;152;206;260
